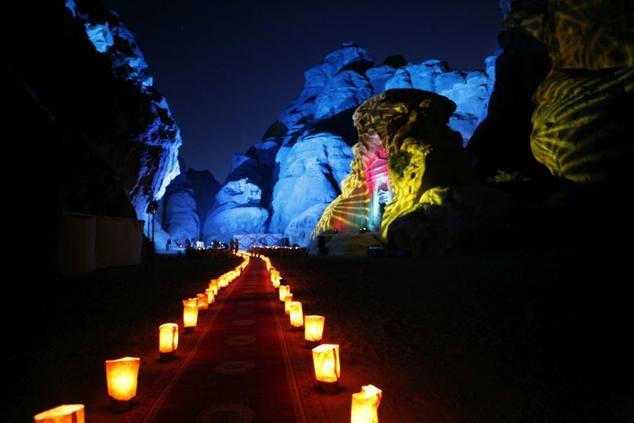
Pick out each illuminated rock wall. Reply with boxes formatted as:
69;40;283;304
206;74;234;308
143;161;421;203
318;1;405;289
508;0;634;184
315;89;477;238
208;43;495;247
66;0;182;220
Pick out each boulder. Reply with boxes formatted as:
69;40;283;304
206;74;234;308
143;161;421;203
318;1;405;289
203;178;269;242
468;27;552;180
214;178;263;207
270;132;353;236
203;206;269;243
284;203;331;247
386;186;532;255
67;1;181;220
384;59;492;144
315;89;478;242
162;186;199;244
530;68;634;183
314;70;373;120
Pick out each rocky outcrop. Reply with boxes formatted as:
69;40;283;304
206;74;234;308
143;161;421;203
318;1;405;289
531;68;634;183
315;89;478;241
467;27;551;181
206;43;495;247
8;1;182;269
203;179;269;243
157;166;221;246
508;0;634;184
65;0;182;219
271;132;354;244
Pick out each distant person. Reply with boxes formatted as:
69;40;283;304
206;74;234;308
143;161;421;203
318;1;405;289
185;239;192;249
166;238;172;251
234;239;239;253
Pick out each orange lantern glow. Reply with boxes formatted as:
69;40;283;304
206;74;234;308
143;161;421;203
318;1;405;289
304;315;325;343
196;293;209;311
278;285;290;302
158;323;179;358
209;280;219;296
34;404;85;423
289;301;303;328
350;384;382;423
205;287;215;304
104;356;140;405
284;293;294;315
312;344;340;392
271;269;281;288
183;298;198;332
218;275;229;288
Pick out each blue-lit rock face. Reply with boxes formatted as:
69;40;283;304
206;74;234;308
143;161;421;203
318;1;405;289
203;179;269;243
157;166;220;248
67;0;181;221
163;188;199;244
384;59;495;143
206;42;495;247
270;132;353;244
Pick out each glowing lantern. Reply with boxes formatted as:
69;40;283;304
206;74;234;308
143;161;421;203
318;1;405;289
304;315;325;343
205;287;215;304
271;270;281;288
158;323;179;359
218;275;228;288
209;280;219;296
197;293;209;311
105;356;140;405
312;344;340;392
284;293;294;315
34;404;85;423
350;385;382;423
289;301;303;328
182;298;198;332
278;285;290;302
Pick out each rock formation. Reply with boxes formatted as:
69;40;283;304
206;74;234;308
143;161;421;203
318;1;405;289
8;0;182;269
156;164;221;247
66;0;182;219
205;42;495;246
314;89;478;243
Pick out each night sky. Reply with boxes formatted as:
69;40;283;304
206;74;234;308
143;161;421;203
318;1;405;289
108;0;501;181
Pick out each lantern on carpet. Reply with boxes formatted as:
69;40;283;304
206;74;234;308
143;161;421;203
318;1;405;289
34;404;85;423
304;315;325;344
209;280;219;296
205;287;215;304
278;285;290;302
158;323;179;359
350;384;382;423
271;270;281;288
196;293;209;311
104;356;140;407
289;301;303;328
218;275;229;288
312;344;340;392
284;293;294;315
183;298;198;332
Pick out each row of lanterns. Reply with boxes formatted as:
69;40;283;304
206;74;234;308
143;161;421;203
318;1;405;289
261;255;382;422
34;252;251;423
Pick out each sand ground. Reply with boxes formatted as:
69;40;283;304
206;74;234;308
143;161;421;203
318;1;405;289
272;251;634;422
9;251;633;422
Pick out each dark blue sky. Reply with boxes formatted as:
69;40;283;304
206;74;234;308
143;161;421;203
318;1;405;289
109;0;501;180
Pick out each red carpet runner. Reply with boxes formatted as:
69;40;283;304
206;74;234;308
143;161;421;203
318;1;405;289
143;258;326;422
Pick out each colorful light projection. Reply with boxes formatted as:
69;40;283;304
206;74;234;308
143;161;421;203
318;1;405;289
315;135;391;234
